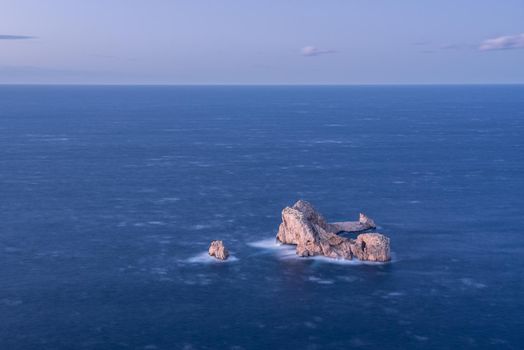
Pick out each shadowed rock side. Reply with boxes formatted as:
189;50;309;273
276;200;390;262
208;240;229;260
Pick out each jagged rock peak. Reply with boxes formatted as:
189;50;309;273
359;213;376;229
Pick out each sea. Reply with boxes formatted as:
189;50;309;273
1;85;523;349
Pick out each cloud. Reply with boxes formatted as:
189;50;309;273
0;34;35;40
301;46;336;57
479;33;524;51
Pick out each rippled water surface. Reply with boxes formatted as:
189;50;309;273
1;86;523;349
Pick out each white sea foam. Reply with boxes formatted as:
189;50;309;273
304;321;318;328
247;238;282;249
44;137;70;142
157;197;180;203
188;161;212;167
338;276;359;282
313;140;344;144
308;276;334;285
413;335;429;342
309;255;366;265
248;238;298;260
249;237;394;265
191;224;214;230
185;252;238;264
460;278;487;289
147;221;167;226
385;291;405;298
276;248;301;260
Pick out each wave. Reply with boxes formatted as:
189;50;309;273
185;251;238;264
247;238;283;249
249;237;394;265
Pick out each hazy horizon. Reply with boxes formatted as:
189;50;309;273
1;83;524;87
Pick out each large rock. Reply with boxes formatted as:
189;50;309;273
276;200;390;262
208;240;229;260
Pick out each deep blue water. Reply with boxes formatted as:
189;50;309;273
1;85;523;349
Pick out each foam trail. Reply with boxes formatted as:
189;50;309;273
308;276;334;284
247;238;282;249
249;238;395;265
248;237;297;259
185;252;238;264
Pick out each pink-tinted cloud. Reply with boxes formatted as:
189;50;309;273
301;46;336;57
479;33;524;51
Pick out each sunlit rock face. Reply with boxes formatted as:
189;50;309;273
351;233;391;262
208;240;229;260
276;200;390;262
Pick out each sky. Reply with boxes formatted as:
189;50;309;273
1;0;523;84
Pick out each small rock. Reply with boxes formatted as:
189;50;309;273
208;240;229;260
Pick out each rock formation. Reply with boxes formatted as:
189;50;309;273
276;200;390;262
208;240;229;260
329;213;376;234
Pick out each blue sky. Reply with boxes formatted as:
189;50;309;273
1;0;523;84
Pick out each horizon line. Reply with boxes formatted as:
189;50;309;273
1;82;524;87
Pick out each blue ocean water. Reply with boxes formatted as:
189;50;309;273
1;85;523;349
